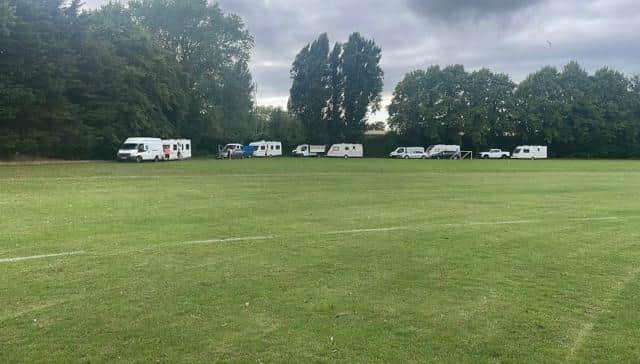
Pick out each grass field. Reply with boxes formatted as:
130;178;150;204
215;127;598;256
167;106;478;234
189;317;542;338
2;158;640;362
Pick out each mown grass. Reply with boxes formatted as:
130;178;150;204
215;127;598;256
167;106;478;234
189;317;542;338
1;158;640;362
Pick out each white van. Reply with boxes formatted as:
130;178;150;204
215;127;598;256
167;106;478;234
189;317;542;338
425;145;461;159
162;139;192;160
117;137;163;162
292;144;326;157
327;143;364;158
249;141;283;157
512;146;548;160
390;147;426;159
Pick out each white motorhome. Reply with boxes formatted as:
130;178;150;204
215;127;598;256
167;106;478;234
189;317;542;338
292;144;326;157
162;139;192;160
425;145;461;159
512;146;548;160
327;143;364;158
390;147;426;159
249;141;283;157
117;137;163;162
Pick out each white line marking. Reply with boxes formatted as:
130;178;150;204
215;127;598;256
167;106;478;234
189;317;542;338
461;220;538;226
567;265;640;360
174;235;277;246
323;227;405;235
0;251;86;264
571;216;622;222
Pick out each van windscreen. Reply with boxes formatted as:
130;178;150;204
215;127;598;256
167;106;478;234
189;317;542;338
122;143;138;150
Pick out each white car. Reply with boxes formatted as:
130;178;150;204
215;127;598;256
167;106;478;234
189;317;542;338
479;149;510;159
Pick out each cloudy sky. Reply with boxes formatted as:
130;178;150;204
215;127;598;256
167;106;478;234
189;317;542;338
86;0;640;121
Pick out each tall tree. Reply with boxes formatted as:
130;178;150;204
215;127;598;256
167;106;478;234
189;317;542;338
514;66;564;144
288;33;330;143
466;69;516;148
341;33;384;141
326;42;344;140
130;0;255;150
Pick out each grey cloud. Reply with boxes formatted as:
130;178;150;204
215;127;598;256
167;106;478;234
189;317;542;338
406;0;544;20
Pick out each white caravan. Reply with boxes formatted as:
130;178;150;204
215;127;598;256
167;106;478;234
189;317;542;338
292;144;326;157
117;137;164;162
512;146;548;160
390;147;426;159
327;143;364;158
162;139;192;160
249;141;283;157
424;145;461;158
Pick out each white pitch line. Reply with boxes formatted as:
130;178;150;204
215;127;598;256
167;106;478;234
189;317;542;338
0;251;86;264
571;216;623;222
323;227;405;235
458;220;538;226
174;235;277;246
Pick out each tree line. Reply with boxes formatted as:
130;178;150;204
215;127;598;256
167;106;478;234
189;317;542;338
389;62;640;157
1;1;639;160
0;0;255;159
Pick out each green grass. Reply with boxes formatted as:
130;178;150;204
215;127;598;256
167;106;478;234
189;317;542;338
2;158;640;363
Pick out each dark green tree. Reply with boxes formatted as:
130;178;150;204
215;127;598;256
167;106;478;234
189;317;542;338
326;42;345;140
129;0;255;151
514;66;564;144
341;33;384;141
288;33;330;143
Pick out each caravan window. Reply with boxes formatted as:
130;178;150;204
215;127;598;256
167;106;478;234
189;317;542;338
524;149;530;153
276;145;280;150
173;145;177;151
345;146;350;151
332;146;339;151
260;145;266;150
186;144;190;150
270;145;274;150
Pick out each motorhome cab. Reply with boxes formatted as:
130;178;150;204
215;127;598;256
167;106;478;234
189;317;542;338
162;139;192;160
390;147;426;159
327;144;364;158
117;137;163;162
292;144;326;157
249;141;283;157
512;146;548;160
424;145;461;159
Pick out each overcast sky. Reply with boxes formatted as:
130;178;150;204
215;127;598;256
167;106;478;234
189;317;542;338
86;0;640;121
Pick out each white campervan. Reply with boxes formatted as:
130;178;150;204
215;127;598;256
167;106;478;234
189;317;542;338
162;139;192;160
425;145;461;159
249;141;283;157
117;137;163;162
512;146;548;160
327;143;364;158
390;147;426;159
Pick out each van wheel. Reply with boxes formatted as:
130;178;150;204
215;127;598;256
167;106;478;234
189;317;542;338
154;156;159;162
483;155;489;159
344;155;349;159
136;156;143;163
502;155;508;159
